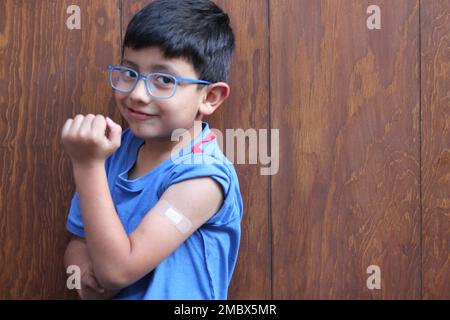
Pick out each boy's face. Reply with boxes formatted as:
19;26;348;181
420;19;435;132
115;46;208;140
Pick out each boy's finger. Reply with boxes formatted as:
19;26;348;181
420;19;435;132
88;273;105;293
61;118;73;138
69;114;85;134
106;117;122;145
82;275;105;293
79;114;95;136
91;115;107;139
81;274;96;288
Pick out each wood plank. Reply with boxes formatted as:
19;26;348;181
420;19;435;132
270;0;421;299
213;0;271;300
0;0;121;299
421;0;450;300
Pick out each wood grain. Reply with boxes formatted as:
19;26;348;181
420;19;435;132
421;0;450;300
270;0;421;299
0;0;121;299
212;0;271;300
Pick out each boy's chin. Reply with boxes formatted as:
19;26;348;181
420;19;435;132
128;123;171;140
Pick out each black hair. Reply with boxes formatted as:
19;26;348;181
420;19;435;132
122;0;235;84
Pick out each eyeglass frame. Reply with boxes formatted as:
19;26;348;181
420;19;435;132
107;64;212;99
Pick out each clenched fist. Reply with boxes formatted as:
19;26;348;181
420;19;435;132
61;114;122;167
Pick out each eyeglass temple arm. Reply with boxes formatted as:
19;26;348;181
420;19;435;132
177;77;212;84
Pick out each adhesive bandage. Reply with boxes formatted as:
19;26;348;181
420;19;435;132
156;200;193;234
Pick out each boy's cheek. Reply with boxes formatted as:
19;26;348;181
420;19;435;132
114;96;129;117
114;91;128;105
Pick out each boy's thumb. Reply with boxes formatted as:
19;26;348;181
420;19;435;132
106;117;122;145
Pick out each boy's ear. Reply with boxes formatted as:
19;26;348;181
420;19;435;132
198;82;230;116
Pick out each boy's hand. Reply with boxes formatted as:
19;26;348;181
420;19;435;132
61;114;122;167
79;268;121;300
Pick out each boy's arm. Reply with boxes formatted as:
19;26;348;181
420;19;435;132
64;236;91;273
74;165;223;290
64;236;100;298
64;236;121;299
61;115;224;290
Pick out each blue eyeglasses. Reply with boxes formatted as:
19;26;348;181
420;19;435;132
107;65;212;99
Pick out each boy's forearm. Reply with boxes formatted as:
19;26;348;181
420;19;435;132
64;238;122;299
72;163;132;289
64;238;91;271
64;238;92;298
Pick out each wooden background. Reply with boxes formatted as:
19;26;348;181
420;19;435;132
0;0;448;299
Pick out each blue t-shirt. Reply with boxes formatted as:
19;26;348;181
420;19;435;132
66;121;243;299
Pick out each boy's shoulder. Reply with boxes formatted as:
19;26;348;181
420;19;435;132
116;124;239;187
172;128;234;174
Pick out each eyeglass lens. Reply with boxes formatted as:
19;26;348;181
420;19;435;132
110;68;177;98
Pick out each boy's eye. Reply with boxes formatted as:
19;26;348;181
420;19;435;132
154;75;175;86
121;70;137;79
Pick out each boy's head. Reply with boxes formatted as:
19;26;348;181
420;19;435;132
113;0;235;140
123;0;235;84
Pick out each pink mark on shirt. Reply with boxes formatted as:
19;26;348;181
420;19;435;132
192;132;217;154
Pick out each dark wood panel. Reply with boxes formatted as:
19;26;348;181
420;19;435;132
212;0;271;300
0;0;121;299
121;0;272;299
270;0;421;299
421;0;450;300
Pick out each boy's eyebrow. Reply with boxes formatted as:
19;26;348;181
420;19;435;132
121;59;138;68
121;59;180;77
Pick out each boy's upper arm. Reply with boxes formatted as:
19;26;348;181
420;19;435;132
120;176;224;286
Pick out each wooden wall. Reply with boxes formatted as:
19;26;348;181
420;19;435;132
421;0;450;300
0;0;448;299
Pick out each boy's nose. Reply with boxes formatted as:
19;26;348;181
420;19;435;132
129;79;152;103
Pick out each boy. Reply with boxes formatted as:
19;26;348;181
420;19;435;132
62;0;242;300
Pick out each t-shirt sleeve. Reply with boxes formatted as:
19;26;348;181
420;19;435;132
159;154;238;225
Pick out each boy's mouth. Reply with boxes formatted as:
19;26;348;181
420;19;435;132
127;107;159;120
